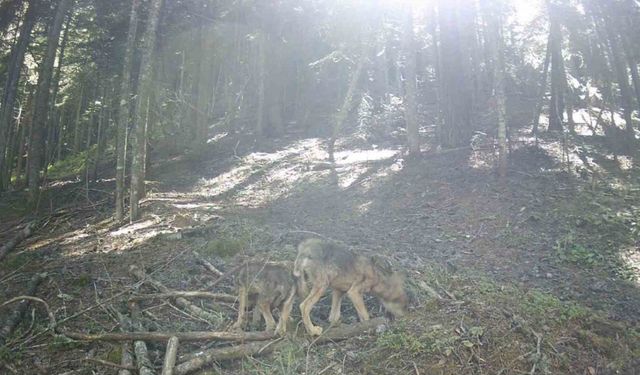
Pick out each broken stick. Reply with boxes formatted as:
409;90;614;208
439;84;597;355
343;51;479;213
192;250;224;277
0;222;35;262
63;329;275;343
129;265;222;324
174;318;387;374
0;273;45;346
161;336;179;375
129;291;236;303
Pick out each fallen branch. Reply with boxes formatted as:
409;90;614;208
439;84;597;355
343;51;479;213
0;274;46;346
129;302;154;375
129;265;222;324
174;318;387;374
161;336;179;375
63;329;275;343
192;251;223;277
86;358;137;371
0;222;35;262
129;291;236;303
116;311;135;375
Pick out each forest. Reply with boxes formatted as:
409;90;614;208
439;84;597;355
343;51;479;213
0;0;639;373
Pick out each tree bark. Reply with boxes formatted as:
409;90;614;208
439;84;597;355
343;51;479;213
483;0;508;177
116;0;139;221
130;0;163;221
547;0;566;132
0;0;37;191
437;0;473;147
532;33;551;139
403;7;420;156
27;0;74;206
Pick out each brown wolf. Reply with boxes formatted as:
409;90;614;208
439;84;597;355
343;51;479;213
293;238;407;336
232;261;296;336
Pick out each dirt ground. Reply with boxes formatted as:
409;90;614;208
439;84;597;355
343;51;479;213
1;128;639;374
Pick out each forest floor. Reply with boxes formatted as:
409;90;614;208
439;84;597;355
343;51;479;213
1;125;639;374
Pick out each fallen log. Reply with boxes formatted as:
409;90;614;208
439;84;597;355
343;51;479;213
0;222;35;262
129;265;222;324
0;273;44;346
129;291;236;303
174;318;387;375
116;312;135;375
192;251;223;277
63;329;275;343
129;302;154;375
161;336;179;375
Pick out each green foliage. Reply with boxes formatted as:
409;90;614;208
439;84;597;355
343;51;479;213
72;273;92;289
202;237;246;258
522;290;589;323
46;146;96;180
0;345;24;363
0;252;32;272
48;335;83;352
554;232;636;280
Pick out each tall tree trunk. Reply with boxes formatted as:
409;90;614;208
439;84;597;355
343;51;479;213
0;0;37;191
130;0;163;221
27;0;74;206
602;14;635;136
72;84;84;153
328;44;368;162
255;32;266;137
532;33;552;139
403;7;420;156
46;14;72;167
116;0;139;221
483;0;508;177
437;0;473;147
547;1;565;132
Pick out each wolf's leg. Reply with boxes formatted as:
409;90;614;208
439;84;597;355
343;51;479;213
258;299;276;332
328;289;344;325
299;281;328;336
275;286;296;335
232;286;248;330
347;285;370;322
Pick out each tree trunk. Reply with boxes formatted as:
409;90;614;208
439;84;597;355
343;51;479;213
45;14;72;168
547;1;565;132
483;0;508;177
72;84;84;153
0;0;37;191
403;7;420;156
532;33;551;139
116;0;139;221
602;13;635;136
255;32;266;137
328;44;368;162
27;0;74;206
130;0;163;221
437;0;473;148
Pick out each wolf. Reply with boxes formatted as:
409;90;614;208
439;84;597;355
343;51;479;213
293;238;408;336
232;261;296;336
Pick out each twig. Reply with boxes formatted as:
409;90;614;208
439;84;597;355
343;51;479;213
192;250;224;277
86;358;137;371
63;329;276;343
129;291;236;303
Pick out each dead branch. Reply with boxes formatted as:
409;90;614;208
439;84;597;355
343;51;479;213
129;291;236;303
129;265;222;324
129;302;154;375
119;342;135;375
0;274;45;345
0;222;35;262
0;295;56;332
161;336;179;375
174;318;387;374
192;250;223;277
63;329;275;343
86;358;137;371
